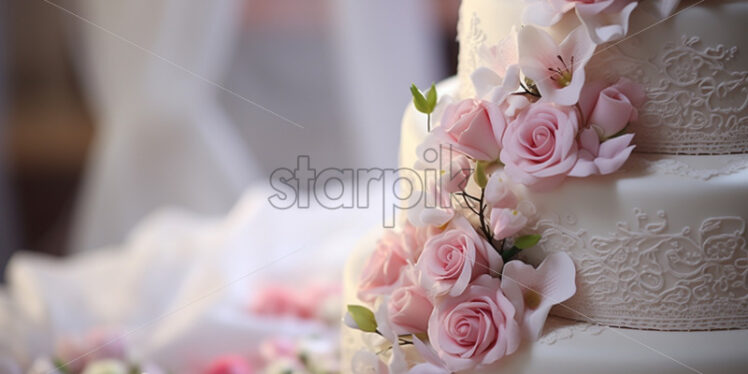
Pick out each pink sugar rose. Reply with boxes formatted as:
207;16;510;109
580;78;646;139
358;230;410;303
416;217;502;297
490;208;528;241
428;275;521;372
502;252;577;340
388;272;434;335
569;128;635;177
436;99;506;161
500;102;580;191
205;355;254;374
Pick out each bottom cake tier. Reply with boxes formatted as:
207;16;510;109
341;229;748;374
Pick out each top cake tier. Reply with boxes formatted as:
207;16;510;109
457;0;748;155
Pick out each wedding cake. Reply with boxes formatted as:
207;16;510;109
342;1;748;373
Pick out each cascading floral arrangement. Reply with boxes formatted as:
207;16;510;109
344;1;664;373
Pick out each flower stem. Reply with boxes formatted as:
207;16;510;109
427;113;431;132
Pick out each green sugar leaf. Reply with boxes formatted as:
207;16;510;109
426;83;438;113
347;304;378;333
515;234;541;250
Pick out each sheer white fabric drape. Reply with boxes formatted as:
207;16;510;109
70;0;258;252
69;0;444;252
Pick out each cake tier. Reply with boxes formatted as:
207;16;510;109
341;228;748;374
457;0;748;155
400;77;748;331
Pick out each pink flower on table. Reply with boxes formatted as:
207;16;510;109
500;102;580;191
205;355;254;374
472;29;521;104
417;217;502;297
579;78;646;139
569;128;635;177
250;283;339;321
57;329;127;373
251;285;309;319
522;0;639;44
435;99;506;161
358;230;411;303
259;337;298;361
490;208;529;241
428;275;521;372
501;252;577;341
518;26;595;106
388;271;434;335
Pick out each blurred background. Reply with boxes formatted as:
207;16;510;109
0;0;461;280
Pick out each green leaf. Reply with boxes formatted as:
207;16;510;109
410;84;430;114
474;161;489;188
425;83;438;113
347;304;378;333
502;246;522;263
515;234;541;250
53;358;71;374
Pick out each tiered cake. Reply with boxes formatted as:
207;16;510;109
343;1;748;373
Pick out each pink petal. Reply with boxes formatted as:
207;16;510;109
578;80;606;120
578;128;600;154
576;0;639;44
522;0;569;27
569;157;598;177
560;25;597;70
500;260;536;321
519;26;562;76
486;103;509;147
535;252;577;306
412;334;448;371
595;144;635;175
471;67;504;100
598;133;634;158
652;0;681;18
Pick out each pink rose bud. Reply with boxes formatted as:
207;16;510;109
586;78;646;138
485;172;518;209
438;99;506;161
490;208;528;241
